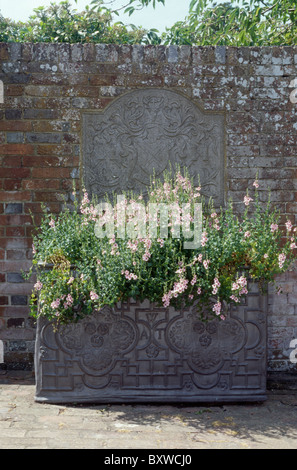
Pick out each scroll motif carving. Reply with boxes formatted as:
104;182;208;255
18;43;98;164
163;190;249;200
35;285;267;403
82;89;225;205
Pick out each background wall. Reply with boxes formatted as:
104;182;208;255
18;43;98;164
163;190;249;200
0;43;297;372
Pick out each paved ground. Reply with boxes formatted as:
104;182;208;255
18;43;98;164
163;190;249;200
1;370;297;450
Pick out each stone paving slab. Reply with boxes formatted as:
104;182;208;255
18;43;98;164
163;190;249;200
1;371;297;450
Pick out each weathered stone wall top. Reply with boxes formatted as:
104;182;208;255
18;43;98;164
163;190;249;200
0;43;297;372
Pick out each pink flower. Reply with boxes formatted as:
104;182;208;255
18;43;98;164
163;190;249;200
244;195;253;206
49;218;55;228
244;231;251;238
201;232;208;247
90;291;99;301
162;292;172;308
67;277;74;284
34;280;42;291
264;253;268;259
253;180;259;189
212;277;221;295
191;275;197;286
66;294;73;305
32;243;36;254
51;298;60;309
239;287;248;295
238;276;247;287
197;287;202;295
230;295;240;303
278;253;286;269
142;251;151;262
157;238;164;247
203;259;210;270
270;224;278;232
285;220;293;232
212;301;222;315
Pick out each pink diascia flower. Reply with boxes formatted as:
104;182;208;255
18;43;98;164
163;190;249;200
278;253;286;269
191;275;197;286
90;291;99;301
212;277;221;295
142;251;151;262
253;180;259;189
238;276;247;287
264;253;268;259
244;231;251;238
201;232;208;247
162;292;172;307
49;218;55;228
212;301;222;316
67;277;74;284
285;220;293;232
51;298;60;309
34;280;42;291
203;259;210;270
270;223;278;232
244;195;253;206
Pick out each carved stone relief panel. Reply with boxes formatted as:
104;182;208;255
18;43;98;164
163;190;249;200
82;89;225;205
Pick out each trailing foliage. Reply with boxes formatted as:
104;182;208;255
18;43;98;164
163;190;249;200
26;168;297;325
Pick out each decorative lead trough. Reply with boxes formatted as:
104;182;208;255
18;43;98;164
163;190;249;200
34;282;267;404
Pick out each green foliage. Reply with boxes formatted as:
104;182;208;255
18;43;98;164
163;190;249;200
1;0;296;45
163;0;297;46
26;169;297;325
0;0;156;44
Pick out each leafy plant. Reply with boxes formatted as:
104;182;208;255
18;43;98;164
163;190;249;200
26;168;297;325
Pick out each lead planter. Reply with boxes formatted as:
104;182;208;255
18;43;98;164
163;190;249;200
34;282;267;404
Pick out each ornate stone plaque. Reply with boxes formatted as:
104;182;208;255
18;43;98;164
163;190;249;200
82;89;225;205
34;282;267;404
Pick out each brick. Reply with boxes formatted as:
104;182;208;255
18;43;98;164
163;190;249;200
0;296;8;305
31;167;70;179
0;215;32;227
6;272;24;285
23;179;60;190
2;156;22;168
0;121;32;132
0;192;31;202
7;318;25;328
0;283;33;295
11;295;28;306
4;203;23;214
6;227;26;237
2;180;21;191
6;250;27;259
23;109;59;120
6;132;25;143
1;168;31;178
5;109;22;120
0;144;34;156
26;133;61;143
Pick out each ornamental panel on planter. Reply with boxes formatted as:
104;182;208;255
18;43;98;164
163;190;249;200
34;281;267;404
82;88;225;206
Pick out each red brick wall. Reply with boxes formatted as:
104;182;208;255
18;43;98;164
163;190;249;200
0;43;297;371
